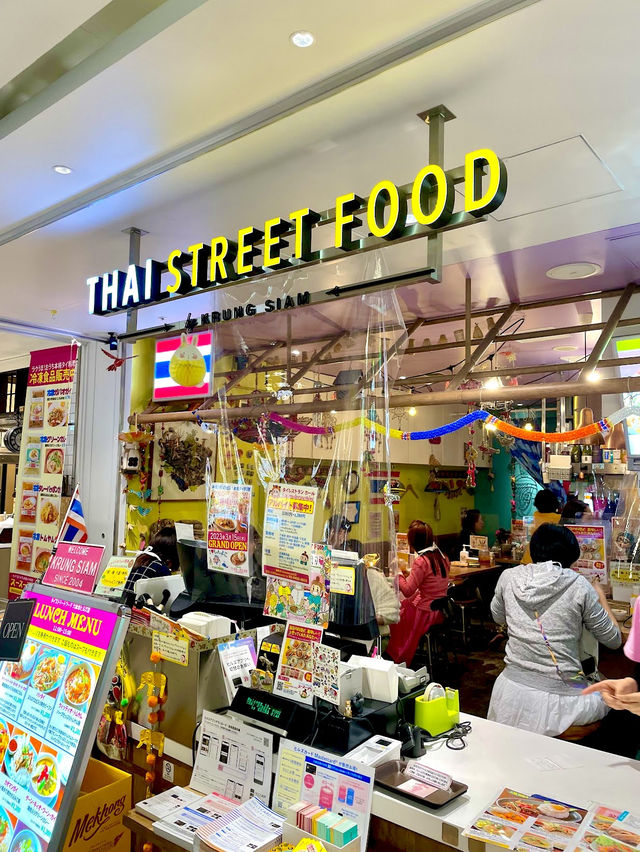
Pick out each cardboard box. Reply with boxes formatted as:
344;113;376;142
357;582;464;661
63;758;131;852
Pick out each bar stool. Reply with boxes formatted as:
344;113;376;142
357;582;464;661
450;582;484;647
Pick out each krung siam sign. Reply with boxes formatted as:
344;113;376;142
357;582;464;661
86;148;507;316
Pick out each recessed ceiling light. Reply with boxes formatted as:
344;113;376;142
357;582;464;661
546;262;602;280
330;409;337;414
553;345;578;352
52;165;72;175
587;370;600;383
560;355;581;362
290;30;314;47
291;349;300;356
524;421;534;431
483;377;502;390
408;407;417;417
399;375;407;380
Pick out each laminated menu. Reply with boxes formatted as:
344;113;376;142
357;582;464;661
464;790;640;852
464;788;588;851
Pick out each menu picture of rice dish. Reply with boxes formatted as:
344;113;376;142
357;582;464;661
38;497;60;526
45;398;68;429
4;733;36;789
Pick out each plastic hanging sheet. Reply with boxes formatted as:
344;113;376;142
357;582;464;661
607;473;640;591
195;260;404;633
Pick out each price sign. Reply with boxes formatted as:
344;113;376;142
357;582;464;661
406;761;452;791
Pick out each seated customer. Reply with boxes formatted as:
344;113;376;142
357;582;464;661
489;523;621;737
522;489;562;563
460;509;484;552
124;525;178;601
387;520;450;666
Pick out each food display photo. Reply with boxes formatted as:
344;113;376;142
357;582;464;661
29;649;68;699
465;789;587;852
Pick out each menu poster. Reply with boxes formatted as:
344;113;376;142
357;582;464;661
9;345;77;598
262;483;318;584
207;483;252;577
42;542;105;595
263;543;330;628
565;524;607;582
94;555;136;598
274;623;323;705
273;739;375;852
0;588;126;851
190;710;273;805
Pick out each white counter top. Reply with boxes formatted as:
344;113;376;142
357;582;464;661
371;713;640;849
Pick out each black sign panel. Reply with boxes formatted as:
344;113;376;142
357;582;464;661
0;599;36;661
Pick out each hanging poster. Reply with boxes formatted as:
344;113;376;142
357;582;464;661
207;482;252;576
263;543;330;627
262;483;318;584
9;345;78;598
274;622;323;705
0;588;127;850
564;524;608;582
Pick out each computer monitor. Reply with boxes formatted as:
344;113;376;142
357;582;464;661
170;538;270;626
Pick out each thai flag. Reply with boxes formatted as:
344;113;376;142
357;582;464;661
57;485;88;544
153;332;212;401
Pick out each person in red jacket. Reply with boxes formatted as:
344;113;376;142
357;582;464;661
387;520;450;666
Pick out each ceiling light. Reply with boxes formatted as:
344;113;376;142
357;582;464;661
399;375;407;380
52;165;73;175
330;409;337;414
553;345;578;352
484;377;502;391
546;262;601;280
587;370;600;383
561;355;581;363
524;421;534;431
408;407;417;417
290;30;314;47
291;349;300;356
485;422;497;431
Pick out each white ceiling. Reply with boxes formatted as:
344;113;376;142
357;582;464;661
0;0;638;368
0;0;110;85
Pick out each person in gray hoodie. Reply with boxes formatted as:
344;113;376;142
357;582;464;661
488;523;621;737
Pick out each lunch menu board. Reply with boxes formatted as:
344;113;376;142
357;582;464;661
10;345;78;596
0;588;127;851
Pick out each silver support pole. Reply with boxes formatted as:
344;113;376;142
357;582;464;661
419;104;455;283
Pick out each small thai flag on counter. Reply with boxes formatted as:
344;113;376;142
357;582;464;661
57;485;88;544
153;331;212;401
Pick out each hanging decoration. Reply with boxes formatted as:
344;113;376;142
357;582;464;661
265;405;640;444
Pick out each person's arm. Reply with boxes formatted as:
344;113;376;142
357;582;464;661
582;580;622;649
398;556;426;598
490;573;507;625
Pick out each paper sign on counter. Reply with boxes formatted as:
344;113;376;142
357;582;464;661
406;761;452;791
330;565;355;595
152;630;189;666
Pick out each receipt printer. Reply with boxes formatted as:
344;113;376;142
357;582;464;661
396;663;429;694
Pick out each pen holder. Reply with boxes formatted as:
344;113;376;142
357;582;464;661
414;688;459;736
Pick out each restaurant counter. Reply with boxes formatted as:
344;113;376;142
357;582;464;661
369;713;639;851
